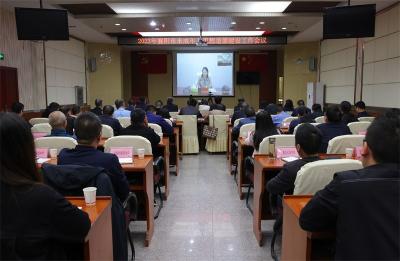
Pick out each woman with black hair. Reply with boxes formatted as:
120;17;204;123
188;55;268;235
283;99;294;112
0;112;90;260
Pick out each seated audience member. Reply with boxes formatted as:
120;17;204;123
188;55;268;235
90;99;103;116
283;99;294;112
146;105;173;137
198;99;210;111
10;101;24;117
231;102;248;125
66;105;80;135
42;102;60;118
0;112;90;259
163;97;179;112
47;111;74;138
210;96;226;111
155;100;163;111
126;99;135;112
259;100;268;111
311;103;324;119
289;106;315;134
179;98;202;118
245;111;279;154
317;105;352;153
340;101;358;124
99;105;123;136
267;104;289;126
355;101;370;118
120;109;161;157
58;112;129;202
157;107;171;119
234;98;245;112
113;99;131;118
300;114;400;260
267;124;322;195
292;100;311;116
232;106;256;141
135;96;147;110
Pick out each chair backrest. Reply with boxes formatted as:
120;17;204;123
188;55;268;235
29;117;49;125
327;135;365;154
209;115;230;137
101;124;114;138
104;136;152;155
148;123;162;134
358;116;375;122
347;121;371;134
118;117;131;128
294;159;363;195
176;115;198;136
31;123;52;134
210;109;225;115
169;111;179;119
239;123;255;138
233;118;244;127
198;104;210;111
165;118;173;126
225;108;234;117
199;109;210;118
282;116;298;125
315;116;326;124
259;135;295;154
293;122;320;135
34;137;77;154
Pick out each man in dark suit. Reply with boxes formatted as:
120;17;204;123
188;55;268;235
340;101;358;124
292;100;311;116
120;108;161;157
267;123;321;196
99;105;123;136
179;98;202;118
210;96;226;111
311;103;324;119
234;98;245;112
90;99;103;116
58;112;129;202
47;111;75;138
135;96;147;110
146;105;173;137
317;105;352;153
231;102;247;125
232;106;256;141
355;100;370;118
163;97;179;112
300;113;400;260
288;106;315;134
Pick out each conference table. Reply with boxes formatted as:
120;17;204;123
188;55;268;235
37;156;155;247
281;195;335;261
67;196;113;260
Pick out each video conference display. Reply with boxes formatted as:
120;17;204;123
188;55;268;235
174;52;234;96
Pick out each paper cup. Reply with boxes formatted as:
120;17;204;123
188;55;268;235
49;148;58;158
345;148;354;159
137;148;145;159
83;187;97;205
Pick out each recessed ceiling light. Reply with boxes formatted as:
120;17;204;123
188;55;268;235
121;28;127;31
259;21;265;25
186;22;192;25
282;27;287;30
139;31;265;37
155;28;160;31
231;21;236;25
256;27;261;30
150;21;157;27
114;23;121;26
188;28;192;31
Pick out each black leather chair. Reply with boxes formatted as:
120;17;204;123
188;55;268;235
153;156;165;219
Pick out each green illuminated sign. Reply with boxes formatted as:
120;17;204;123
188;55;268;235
0;52;4;61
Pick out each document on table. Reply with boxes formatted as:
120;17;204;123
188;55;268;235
36;158;50;164
119;158;133;164
282;157;299;162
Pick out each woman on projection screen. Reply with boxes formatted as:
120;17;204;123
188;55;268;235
196;67;212;95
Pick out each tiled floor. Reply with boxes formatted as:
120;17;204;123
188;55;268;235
130;152;280;261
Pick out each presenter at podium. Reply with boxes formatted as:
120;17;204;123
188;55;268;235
197;67;212;95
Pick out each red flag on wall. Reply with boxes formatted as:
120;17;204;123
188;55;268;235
138;53;167;74
239;54;268;72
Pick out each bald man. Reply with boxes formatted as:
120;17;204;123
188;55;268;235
47;111;75;138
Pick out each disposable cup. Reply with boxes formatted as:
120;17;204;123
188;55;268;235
49;148;58;158
83;187;97;205
137;148;145;159
345;148;354;159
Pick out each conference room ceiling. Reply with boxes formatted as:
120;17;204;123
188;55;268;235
1;0;398;48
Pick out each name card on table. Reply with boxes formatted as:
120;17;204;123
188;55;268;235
275;146;299;159
32;132;48;139
36;148;48;159
353;146;363;159
358;131;367;135
110;147;133;164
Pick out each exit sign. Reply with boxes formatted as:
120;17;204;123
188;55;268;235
0;52;4;61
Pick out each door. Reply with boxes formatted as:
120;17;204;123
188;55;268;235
0;66;19;112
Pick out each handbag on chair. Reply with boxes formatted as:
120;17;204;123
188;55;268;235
202;115;218;139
